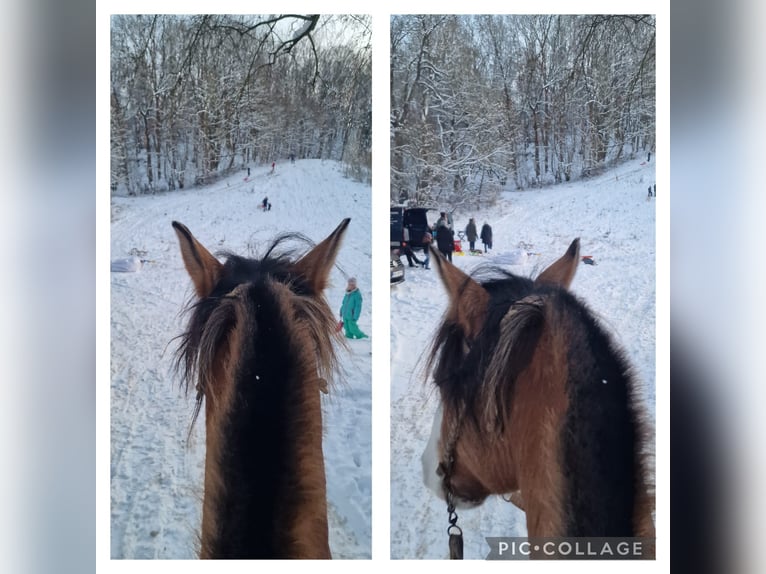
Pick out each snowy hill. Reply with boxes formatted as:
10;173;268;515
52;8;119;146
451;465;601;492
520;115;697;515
390;158;656;559
110;160;371;559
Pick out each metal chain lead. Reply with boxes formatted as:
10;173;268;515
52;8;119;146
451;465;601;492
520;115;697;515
440;403;465;559
447;495;464;560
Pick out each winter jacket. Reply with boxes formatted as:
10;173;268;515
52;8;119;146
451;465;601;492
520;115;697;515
465;221;478;242
480;224;493;243
340;288;363;321
436;226;455;253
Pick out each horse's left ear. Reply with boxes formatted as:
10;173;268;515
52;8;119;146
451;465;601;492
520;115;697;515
172;221;223;298
295;218;350;293
431;246;489;339
535;238;580;289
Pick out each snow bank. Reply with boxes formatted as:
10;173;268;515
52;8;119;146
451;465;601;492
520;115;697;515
110;256;143;273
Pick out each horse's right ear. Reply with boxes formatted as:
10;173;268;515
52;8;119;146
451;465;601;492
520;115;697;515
295;218;350;293
535;238;580;289
430;245;489;339
172;221;223;298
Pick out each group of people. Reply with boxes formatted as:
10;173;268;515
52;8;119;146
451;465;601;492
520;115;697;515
401;212;494;268
436;213;494;258
464;217;493;253
405;212;493;266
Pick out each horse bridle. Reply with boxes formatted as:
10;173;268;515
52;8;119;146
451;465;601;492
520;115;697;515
437;403;466;560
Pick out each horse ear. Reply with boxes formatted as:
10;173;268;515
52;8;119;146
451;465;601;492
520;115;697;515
172;221;223;298
295;218;350;293
430;245;489;338
535;238;580;289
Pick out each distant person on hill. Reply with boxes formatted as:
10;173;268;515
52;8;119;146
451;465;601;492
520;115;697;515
339;277;368;339
289;153;296;164
270;161;276;174
465;217;478;251
480;221;493;253
262;196;269;210
436;222;455;263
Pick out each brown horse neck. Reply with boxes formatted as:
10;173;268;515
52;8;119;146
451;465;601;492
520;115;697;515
198;338;331;558
275;381;332;558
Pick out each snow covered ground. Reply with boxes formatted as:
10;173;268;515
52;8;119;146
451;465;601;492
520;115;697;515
390;158;656;558
110;160;372;559
109;156;655;560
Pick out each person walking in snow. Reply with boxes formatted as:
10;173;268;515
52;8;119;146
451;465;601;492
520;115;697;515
339;277;368;339
480;221;493;253
420;230;432;269
465;217;478;251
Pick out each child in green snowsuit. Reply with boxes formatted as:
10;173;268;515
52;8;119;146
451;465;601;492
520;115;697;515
340;277;368;339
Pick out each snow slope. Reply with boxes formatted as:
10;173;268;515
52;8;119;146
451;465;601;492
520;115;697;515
110;160;371;559
390;158;656;559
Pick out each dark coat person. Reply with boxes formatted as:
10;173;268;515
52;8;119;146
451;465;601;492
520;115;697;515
435;211;452;231
436;224;455;263
465;218;478;251
480;222;493;253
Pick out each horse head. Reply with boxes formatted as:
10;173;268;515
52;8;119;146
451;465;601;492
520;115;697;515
173;218;350;558
422;237;653;541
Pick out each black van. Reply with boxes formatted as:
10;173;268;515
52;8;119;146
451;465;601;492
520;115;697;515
390;206;433;249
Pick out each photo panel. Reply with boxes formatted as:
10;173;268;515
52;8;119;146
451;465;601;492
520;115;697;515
389;13;657;560
109;14;372;559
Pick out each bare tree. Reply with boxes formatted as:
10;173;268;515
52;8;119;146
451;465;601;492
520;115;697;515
391;14;655;208
110;14;371;195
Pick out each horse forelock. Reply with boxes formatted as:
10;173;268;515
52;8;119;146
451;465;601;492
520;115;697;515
427;270;546;431
174;240;337;431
